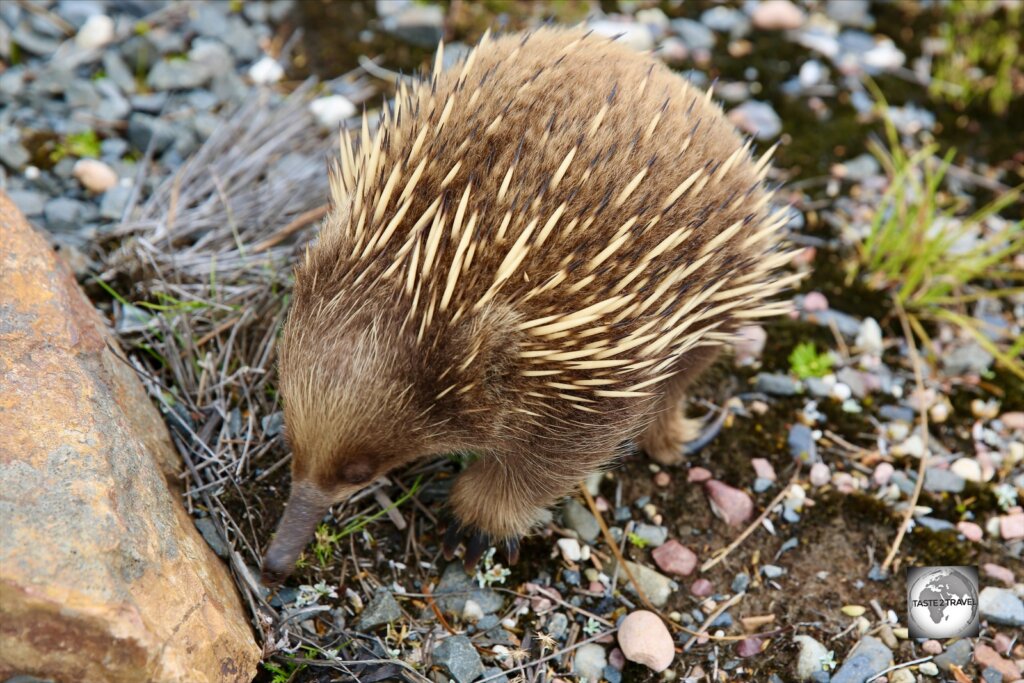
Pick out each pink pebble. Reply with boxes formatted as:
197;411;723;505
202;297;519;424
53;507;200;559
688;467;712;483
595;496;610;512
957;521;983;542
704;479;754;527
993;632;1013;655
589;581;606;593
832;472;856;494
736;636;763;658
792;246;816;266
651;540;698;577
1001;411;1024;431
803;291;829;312
921;640;942;655
691;578;713;597
751;458;777;481
809;462;830;487
654;471;671;487
872;462;895;487
999;511;1024;540
983;563;1016;587
608;648;626;671
734;325;768;364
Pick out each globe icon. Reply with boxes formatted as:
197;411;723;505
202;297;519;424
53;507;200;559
907;567;979;638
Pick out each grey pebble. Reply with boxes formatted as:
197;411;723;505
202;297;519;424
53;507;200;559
480;668;509;683
632;523;668;547
981;667;1003;683
879;405;914;423
261;412;285;437
933;638;972;671
44;197;88;232
672;18;716;50
130;92;169;114
756;372;802;396
147;59;212;91
788;424;818;463
754;477;774;493
563;499;600;542
102;51;137;94
761;564;785;579
357;590;402;630
805;377;832;398
127;113;177;154
0;67;26;98
434;563;503;618
978;586;1024;627
9;189;47;216
193;517;229;558
94;80;131;121
830;635;892;683
432;635;484;683
99;185;132;221
942;341;993;376
380;3;445;48
12;26;62;56
924;468;965;494
701;6;748;34
916;517;955;532
546;612;568;639
66;81;101;110
729;100;782;140
0;138;31;171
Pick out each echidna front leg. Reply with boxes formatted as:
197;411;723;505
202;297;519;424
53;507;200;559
639;345;721;465
445;451;592;570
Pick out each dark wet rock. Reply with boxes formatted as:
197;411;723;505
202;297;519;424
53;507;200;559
978;587;1024;627
434;563;503;617
788;424;818;463
757;372;801;396
563;499;600;542
924;468;966;494
147;58;212;91
934;639;972;671
193;517;229;558
830;635;891;683
671;18;716;50
433;635;484;683
357;590;402;630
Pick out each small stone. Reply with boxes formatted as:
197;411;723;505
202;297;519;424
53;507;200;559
751;458;777;481
732;573;751;593
563;499;600;542
193;517;228;558
688;467;712;483
803;291;829;312
761;565;785;579
433;635;484;683
99;185;132;221
798;59;827;88
737;636;763;657
380;2;445;47
830;635;892;683
654;471;671;487
618;610;674;672
671;18;716;50
943;342;993;376
999;511;1024;540
934;638;972;671
705;479;753;527
1001;411;1024;431
921;640;942;655
73;159;118;193
651;540;697;577
127;114;177;154
462;599;483;623
974;643;1021;681
890;669;915;683
978;587;1024;626
547;612;569;639
610;559;676;607
727;100;782;140
982;563;1016;587
924;467;965;494
757;372;801;396
794;635;829;681
734;324;767;365
691;578;713;597
8;190;46;217
310;95;357;130
957;521;983;542
75;13;113;49
788;424;817;463
43;197;86;232
841;605;865;617
147;59;211;91
357;590;402;630
574;643;607;683
855;317;883;356
249;56;284;85
918;661;939;676
751;0;806;30
633;523;668;547
702;6;748;34
588;20;655;52
557;537;582;562
809;463;830;487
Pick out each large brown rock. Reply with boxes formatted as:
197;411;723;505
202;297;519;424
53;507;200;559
0;193;260;682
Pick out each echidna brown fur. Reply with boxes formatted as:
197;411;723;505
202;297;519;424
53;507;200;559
262;26;799;584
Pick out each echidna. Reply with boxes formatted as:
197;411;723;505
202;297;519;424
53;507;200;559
262;26;799;585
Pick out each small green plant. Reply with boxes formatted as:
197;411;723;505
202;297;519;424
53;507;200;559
929;0;1023;114
263;660;304;683
50;129;102;162
788;342;835;379
626;532;648;549
850;86;1024;379
474;547;511;588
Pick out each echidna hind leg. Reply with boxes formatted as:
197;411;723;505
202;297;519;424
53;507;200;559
640;346;721;466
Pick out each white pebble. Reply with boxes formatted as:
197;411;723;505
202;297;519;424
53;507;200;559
73;159;118;193
76;14;115;50
25;166;40;180
855;317;883;356
309;95;357;129
557;537;582;562
249;56;284;85
830;382;852;401
950;457;982;483
918;661;939;676
462;598;483;622
809;463;830;487
929;401;950;423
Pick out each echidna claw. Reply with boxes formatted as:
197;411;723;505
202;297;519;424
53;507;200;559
440;516;521;571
